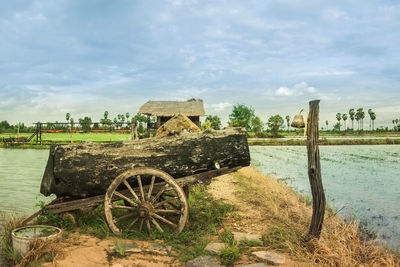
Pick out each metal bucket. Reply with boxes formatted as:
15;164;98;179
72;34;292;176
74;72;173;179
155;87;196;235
11;225;62;257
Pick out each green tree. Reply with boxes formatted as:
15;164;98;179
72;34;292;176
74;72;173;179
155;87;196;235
125;112;130;122
325;120;329;130
104;111;109;119
251;116;264;137
349;108;355;130
201;120;212;130
342;113;348;130
285;115;290;131
357;108;365;131
370;112;376;130
78;116;92;130
228;104;255;131
267;115;284;137
65;113;70;123
336;113;342;131
368;109;373;131
204;115;222;130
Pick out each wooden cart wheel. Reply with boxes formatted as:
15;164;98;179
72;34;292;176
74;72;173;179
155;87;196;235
104;167;189;235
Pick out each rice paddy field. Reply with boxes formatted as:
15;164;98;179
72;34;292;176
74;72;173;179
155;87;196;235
250;145;400;251
1;144;400;253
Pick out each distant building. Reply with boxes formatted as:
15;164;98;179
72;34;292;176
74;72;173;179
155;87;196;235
138;99;206;128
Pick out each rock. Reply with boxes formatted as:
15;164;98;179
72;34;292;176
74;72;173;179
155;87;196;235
110;242;141;254
186;255;225;267
235;264;267;267
148;244;172;255
204;242;225;254
251;251;285;266
232;232;262;243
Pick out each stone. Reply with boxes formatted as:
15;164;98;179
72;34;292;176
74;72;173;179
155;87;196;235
204;242;225;254
110;242;141;254
186;255;225;267
235;264;267;267
251;251;285;266
148;244;172;255
232;232;262;243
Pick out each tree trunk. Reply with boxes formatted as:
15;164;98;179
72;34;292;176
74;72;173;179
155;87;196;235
307;100;326;239
40;128;250;198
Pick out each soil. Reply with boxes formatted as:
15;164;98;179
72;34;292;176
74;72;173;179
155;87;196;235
39;166;310;267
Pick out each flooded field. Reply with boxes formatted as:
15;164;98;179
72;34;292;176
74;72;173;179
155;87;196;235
1;146;399;251
250;145;400;250
0;148;52;219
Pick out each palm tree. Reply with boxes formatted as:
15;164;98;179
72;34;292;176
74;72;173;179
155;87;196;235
396;119;399;131
355;112;360;131
285;115;290;131
393;120;396;131
356;108;365;131
368;109;373;131
336;113;342;131
360;109;365;131
65;113;71;123
325;120;329;130
370;112;376;131
342;113;348;130
349;109;355;130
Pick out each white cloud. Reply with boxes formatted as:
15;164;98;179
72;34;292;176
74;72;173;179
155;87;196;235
208;102;232;112
274;82;317;97
322;8;346;21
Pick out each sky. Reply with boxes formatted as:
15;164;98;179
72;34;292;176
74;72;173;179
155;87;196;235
1;0;399;128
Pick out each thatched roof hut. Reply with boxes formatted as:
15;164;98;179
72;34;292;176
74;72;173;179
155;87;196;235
138;99;206;129
138;99;206;117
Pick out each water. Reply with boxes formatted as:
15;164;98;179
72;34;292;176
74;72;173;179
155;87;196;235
250;145;400;250
0;148;52;218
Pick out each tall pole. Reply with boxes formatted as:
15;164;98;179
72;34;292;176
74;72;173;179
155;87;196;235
307;100;326;239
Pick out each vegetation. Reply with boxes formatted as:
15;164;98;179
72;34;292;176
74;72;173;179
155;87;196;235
228;104;255;131
266;114;284;137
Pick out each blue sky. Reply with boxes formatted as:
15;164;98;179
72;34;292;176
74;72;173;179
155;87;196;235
1;0;399;128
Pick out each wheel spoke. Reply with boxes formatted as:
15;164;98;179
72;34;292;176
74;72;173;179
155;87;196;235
111;204;136;211
123;180;140;202
146;219;151;233
127;217;139;230
151;187;167;204
139;218;144;231
154;209;182;214
137;175;145;201
114;191;137;207
154;197;179;208
113;212;136;223
152;213;178;228
147;175;156;201
150;216;164;232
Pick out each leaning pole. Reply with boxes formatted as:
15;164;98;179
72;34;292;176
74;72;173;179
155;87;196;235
307;99;326;239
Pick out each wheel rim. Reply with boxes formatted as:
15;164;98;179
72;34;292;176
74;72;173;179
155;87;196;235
104;167;189;235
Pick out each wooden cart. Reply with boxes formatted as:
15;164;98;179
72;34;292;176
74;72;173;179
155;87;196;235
23;129;250;235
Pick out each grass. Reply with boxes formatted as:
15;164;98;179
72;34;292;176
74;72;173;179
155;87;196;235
27;184;235;264
230;167;400;266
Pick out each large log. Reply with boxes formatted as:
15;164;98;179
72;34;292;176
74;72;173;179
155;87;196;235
40;128;250;198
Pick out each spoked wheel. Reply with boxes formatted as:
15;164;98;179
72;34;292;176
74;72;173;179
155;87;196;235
104;167;189;236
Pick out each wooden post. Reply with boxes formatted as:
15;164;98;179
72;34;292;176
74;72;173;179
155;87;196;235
307;100;326;239
39;123;42;144
35;123;39;144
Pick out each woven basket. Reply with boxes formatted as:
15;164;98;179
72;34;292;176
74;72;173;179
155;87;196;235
291;109;305;128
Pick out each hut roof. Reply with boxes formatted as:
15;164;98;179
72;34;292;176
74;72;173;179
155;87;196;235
138;99;206;117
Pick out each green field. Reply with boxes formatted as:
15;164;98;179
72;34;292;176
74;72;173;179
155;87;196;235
0;132;133;142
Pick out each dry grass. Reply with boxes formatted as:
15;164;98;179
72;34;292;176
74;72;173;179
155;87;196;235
211;166;399;266
15;239;64;267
